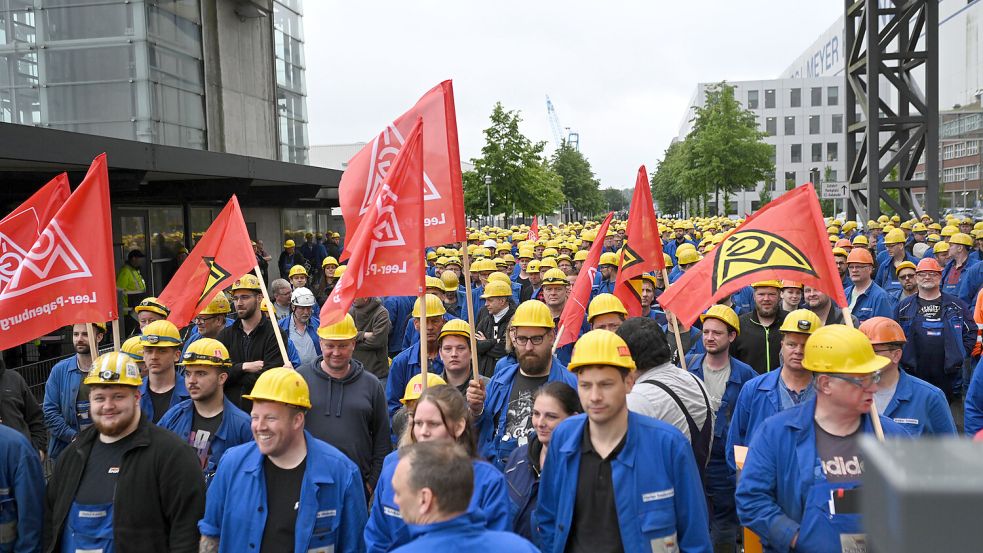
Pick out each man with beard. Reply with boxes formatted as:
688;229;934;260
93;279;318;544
43;323;106;461
44;352;205;553
199;368;367;553
278;287;320;372
732;281;789;374
218;275;286;411
471;300;578;470
475;281;516;377
158;339;252;485
139;320;190;424
803;285;857;326
891;260;919;303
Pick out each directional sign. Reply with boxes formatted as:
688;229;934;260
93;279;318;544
821;182;849;199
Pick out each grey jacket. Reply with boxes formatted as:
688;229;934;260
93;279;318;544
351;297;392;380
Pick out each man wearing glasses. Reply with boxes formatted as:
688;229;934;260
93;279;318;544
473;300;578;470
183;293;233;353
894;257;975;431
736;325;908;553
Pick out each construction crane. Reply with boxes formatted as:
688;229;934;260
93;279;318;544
545;95;580;151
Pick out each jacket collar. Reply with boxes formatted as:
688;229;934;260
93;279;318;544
243;431;335;485
555;412;638;469
406;511;483;540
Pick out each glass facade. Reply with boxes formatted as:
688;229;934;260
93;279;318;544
0;0;205;148
274;0;308;164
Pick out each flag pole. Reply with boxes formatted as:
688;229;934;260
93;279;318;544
841;305;885;442
662;267;688;371
551;324;565;355
111;319;121;352
420;288;429;392
86;323;100;360
460;246;481;381
252;266;293;369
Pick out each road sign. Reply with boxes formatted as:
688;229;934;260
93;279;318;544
821;182;849;199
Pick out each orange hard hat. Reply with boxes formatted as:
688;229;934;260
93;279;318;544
834;238;852;249
846;248;874;265
858;316;907;345
915;257;943;273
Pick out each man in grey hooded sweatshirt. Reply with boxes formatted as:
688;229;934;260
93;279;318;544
298;313;391;496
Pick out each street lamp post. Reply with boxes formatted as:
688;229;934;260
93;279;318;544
484;175;492;227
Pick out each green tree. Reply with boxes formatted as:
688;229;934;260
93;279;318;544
464;102;564;222
550;141;603;221
602;188;629;212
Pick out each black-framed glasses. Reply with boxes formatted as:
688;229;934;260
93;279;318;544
192;315;222;324
898;273;916;280
512;332;549;346
828;371;881;388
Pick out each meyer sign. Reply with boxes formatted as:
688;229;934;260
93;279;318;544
821;182;849;199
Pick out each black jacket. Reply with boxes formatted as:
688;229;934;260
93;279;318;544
44;417;205;553
731;309;788;374
218;316;285;410
278;250;308;279
475;303;515;377
0;363;46;452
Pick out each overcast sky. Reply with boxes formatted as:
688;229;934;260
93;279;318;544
304;1;842;189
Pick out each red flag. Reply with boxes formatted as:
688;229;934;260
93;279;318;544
322;118;426;327
339;81;464;252
658;184;846;327
157;196;256;328
529;216;539;241
0;173;71;294
556;212;615;348
613;166;665;317
0;154;117;349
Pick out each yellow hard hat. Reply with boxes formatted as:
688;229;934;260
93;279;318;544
926;234;941;244
322;256;339;268
84;352;143;387
941;225;959;237
242;367;312;409
802;324;889;375
488;272;511;285
438;319;472;342
911;222;928;233
401;373;448;404
445;256;462;267
334;265;347;278
120;336;144;362
526;260;542;274
412;294;447;317
199;293;232;315
317;313;358;341
599;252;619;267
883;228;906;245
779;309;822;335
877;215;890;224
481;280;513;299
950;233;974;247
288;265;308;278
139;320;183;348
517;248;535;260
231;274;262;293
182;338;231;368
425;275;444;291
852;235;869;246
700;304;740;335
134;297;170;318
895;260;917;273
426;251;438;261
567;329;636;373
899;220;914;230
677;249;700;265
751;280;783;290
573;250;589;262
511;299;554;328
587;293;628;322
440;270;459;292
662;253;674;268
539;257;558;269
283;239;296;248
541;268;568;286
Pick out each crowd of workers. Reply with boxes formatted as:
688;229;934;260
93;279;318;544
1;211;983;552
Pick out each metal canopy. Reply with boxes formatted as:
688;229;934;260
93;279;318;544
845;0;939;221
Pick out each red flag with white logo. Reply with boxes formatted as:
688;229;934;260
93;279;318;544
157;196;257;328
0;154;117;349
613;166;665;317
0;173;71;294
555;212;614;349
529;216;539;241
339;81;464;252
322;118;426;327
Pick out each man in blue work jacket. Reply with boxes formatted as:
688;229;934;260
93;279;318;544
42;322;106;461
0;424;43;552
158;338;253;486
726;309;823;470
736;325;907;553
844;247;896;323
471;300;578;470
388;442;537;552
686;305;757;553
536;329;712;552
139;320;190;424
857;317;956;435
199;367;367;553
386;294;447;416
876;228;917;295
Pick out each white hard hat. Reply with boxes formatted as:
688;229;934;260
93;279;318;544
483;239;497;249
290;287;316;307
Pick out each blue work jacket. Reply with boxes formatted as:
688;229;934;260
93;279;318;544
535;413;712;553
199;431;367;553
182;318;235;354
382;296;415;355
399;313;458;352
876;254;918;295
963;356;983;436
475;357;576;470
735;398;907;552
364;451;509;553
393;512;538;553
895;292;975;375
385;342;445;416
41;356;86;459
730;286;755;316
941;257;980;297
879;370;956;436
278;314;323;358
139;374;190;423
957;259;983;305
844;282;896;322
157;397;254;484
687;354;758;460
0;425;43;553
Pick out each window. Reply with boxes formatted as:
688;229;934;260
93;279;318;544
943;141;981;160
765;117;777;136
827;142;839;162
765;89;776;109
827;86;839;106
785;171;797;190
770;144;777;164
831;114;843;134
785;116;796;135
791;144;802;163
790;88;801;108
828;169;838;181
747;90;759;109
811;87;822;106
812;143;823;162
809;115;820;135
